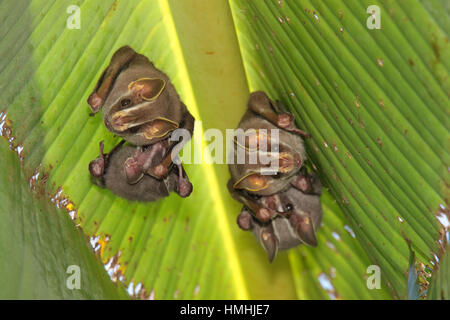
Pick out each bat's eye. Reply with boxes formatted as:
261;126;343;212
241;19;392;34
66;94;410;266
121;99;131;107
285;203;293;211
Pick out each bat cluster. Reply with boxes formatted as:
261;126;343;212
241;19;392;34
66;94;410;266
87;46;194;201
86;47;322;261
228;91;323;262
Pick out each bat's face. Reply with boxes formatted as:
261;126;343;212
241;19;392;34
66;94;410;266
101;61;185;146
229;116;306;196
88;46;187;146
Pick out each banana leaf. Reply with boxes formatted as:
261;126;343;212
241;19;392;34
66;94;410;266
0;0;447;299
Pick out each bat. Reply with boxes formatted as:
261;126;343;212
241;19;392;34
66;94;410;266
87;46;194;147
228;91;323;261
89;141;192;201
87;46;195;195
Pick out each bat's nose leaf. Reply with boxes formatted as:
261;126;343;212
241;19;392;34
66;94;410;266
111;110;138;132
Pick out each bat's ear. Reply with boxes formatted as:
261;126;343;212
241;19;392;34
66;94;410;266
140;118;178;140
258;226;278;263
129;78;166;101
87;46;137;113
233;173;268;192
234;129;271;151
290;212;318;247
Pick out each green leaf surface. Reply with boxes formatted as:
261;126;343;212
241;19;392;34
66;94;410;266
1;0;248;300
0;138;127;299
230;0;448;299
1;0;447;300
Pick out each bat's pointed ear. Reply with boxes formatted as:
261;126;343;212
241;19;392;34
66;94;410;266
290;212;318;247
258;226;278;263
233;173;268;192
234;129;271;151
129;78;166;101
87;46;138;113
140;118;178;140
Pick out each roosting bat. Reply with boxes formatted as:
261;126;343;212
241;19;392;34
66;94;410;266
228;91;323;261
87;46;195;199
